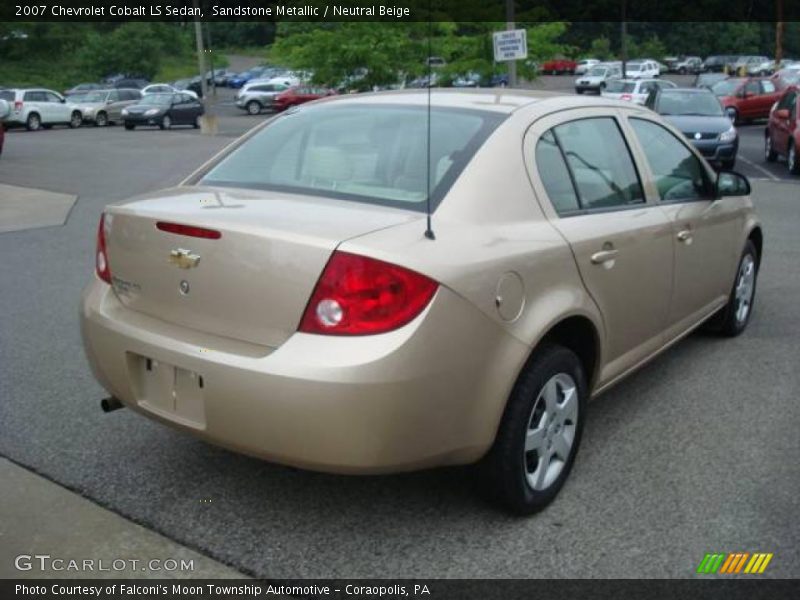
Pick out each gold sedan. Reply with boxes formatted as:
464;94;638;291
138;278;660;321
81;90;762;513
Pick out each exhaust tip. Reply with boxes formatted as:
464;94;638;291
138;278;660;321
101;397;124;413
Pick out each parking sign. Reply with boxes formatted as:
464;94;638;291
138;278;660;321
493;29;528;62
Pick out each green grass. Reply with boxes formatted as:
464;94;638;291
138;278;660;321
154;53;230;83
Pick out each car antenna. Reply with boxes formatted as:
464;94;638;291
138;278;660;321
424;3;436;241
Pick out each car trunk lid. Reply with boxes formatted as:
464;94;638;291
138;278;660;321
105;186;420;348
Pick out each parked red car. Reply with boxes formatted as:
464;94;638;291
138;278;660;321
765;85;800;175
273;86;335;111
541;59;577;75
711;77;782;123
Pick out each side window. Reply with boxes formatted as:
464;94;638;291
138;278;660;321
744;81;760;95
552;117;645;210
629;118;712;202
107;91;120;102
535;130;580;214
24;91;44;102
45;92;61;103
761;80;776;94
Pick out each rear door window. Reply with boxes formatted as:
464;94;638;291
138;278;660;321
535;130;580;214
550;117;645;211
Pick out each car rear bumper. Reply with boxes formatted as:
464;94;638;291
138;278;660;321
80;279;525;474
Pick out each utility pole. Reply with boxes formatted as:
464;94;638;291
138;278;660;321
205;22;216;97
192;0;216;133
506;0;516;88
620;0;627;77
776;0;784;64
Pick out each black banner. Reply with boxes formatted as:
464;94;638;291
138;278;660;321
3;580;800;600
2;0;800;22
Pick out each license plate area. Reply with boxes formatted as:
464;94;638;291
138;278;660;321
128;353;206;429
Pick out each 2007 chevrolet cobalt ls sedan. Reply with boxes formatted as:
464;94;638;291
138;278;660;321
81;90;762;513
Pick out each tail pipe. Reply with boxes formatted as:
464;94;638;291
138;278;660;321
101;396;124;413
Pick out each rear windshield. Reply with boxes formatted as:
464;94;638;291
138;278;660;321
0;90;15;101
200;104;505;211
605;81;636;93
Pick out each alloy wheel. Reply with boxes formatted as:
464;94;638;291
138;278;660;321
734;254;756;325
524;373;578;491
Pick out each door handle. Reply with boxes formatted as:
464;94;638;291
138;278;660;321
590;249;619;264
677;230;693;243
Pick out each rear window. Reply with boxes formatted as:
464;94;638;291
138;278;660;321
605;81;636;93
0;90;14;101
200;104;505;211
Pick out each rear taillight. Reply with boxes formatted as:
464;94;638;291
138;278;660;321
621;94;633;101
299;251;438;336
14;100;22;111
96;213;112;284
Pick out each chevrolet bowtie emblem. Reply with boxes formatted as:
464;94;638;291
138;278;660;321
169;249;200;269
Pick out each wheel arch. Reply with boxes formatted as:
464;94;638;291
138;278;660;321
535;315;602;393
747;225;763;267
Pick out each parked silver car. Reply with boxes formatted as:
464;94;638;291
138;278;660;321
72;89;142;126
235;82;291;115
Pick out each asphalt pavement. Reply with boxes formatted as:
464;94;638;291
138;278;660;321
1;77;798;579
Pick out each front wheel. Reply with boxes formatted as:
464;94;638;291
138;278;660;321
95;112;108;127
124;122;135;130
477;345;587;514
160;114;172;130
764;133;777;162
69;111;83;128
789;141;800;175
721;158;736;170
246;100;261;115
709;241;759;337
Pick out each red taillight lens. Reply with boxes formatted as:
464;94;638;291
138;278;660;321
299;251;438;336
14;101;22;111
621;94;633;101
156;221;221;239
96;213;111;284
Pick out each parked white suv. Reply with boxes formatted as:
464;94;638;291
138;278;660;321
0;88;83;130
625;60;660;79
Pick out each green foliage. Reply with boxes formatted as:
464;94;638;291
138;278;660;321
78;23;191;80
588;36;612;60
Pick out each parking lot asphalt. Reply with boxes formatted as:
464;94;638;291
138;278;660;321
1;77;798;579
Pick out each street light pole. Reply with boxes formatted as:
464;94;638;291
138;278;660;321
192;0;216;133
506;0;517;88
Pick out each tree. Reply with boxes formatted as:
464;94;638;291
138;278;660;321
588;36;612;60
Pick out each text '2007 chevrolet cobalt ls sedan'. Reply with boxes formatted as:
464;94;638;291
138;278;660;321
81;90;762;514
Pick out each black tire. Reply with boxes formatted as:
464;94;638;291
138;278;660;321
95;112;108;127
764;132;777;162
477;344;587;515
69;111;82;129
159;114;172;130
26;112;41;131
721;158;736;170
124;122;135;131
246;100;261;115
575;88;584;95
789;141;800;175
679;67;687;75
707;240;759;337
193;115;201;129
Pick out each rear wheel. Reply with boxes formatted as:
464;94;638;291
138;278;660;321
477;345;586;514
789;141;800;175
764;132;777;162
246;100;261;115
69;111;82;128
124;122;135;131
95;112;108;127
160;114;172;130
26;112;41;131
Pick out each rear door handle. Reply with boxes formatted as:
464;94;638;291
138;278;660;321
590;249;619;264
677;230;693;243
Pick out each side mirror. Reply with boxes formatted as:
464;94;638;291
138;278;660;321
716;171;751;198
774;108;790;120
0;99;9;119
106;100;114;105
